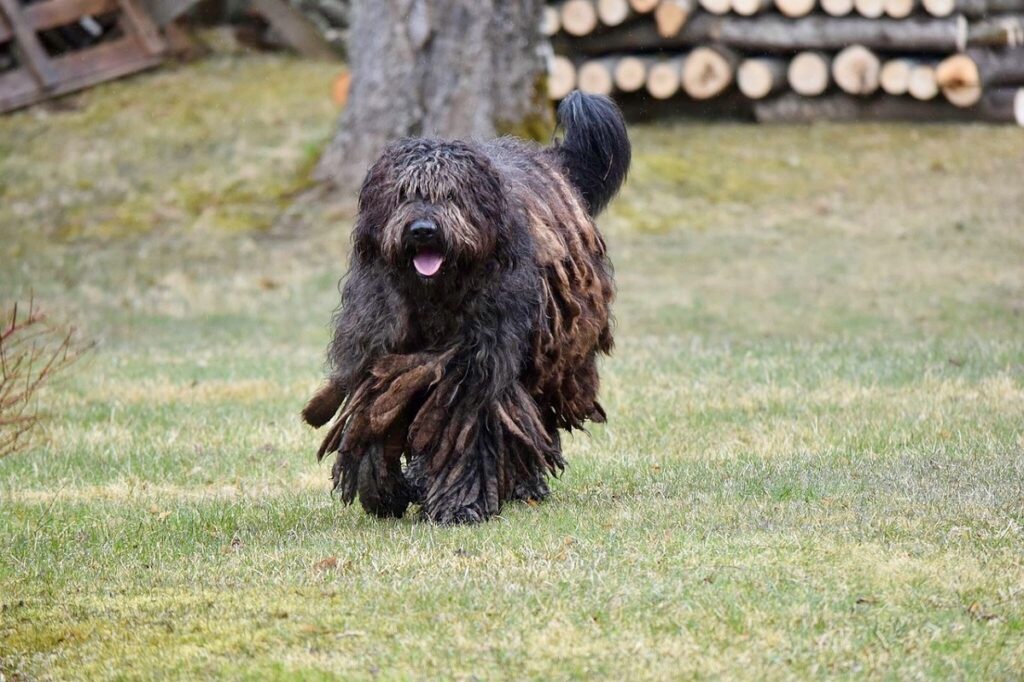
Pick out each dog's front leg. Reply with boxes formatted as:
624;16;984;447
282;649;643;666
355;416;413;519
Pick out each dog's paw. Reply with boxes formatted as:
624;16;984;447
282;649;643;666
426;504;490;525
511;475;550;504
357;452;411;519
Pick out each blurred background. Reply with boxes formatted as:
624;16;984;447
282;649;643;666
1;1;1023;679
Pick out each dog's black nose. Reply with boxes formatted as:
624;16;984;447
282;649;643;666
409;220;437;242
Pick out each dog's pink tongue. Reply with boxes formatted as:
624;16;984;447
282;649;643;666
413;250;443;277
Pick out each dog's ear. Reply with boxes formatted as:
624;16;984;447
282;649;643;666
302;379;345;428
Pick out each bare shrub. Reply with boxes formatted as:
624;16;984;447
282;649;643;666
0;299;88;459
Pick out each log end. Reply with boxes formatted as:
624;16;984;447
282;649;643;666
880;59;913;96
614;56;648;92
774;0;817;17
548;55;577;100
833;45;881;96
789;52;830;97
907;64;939;101
737;59;776;99
578;60;615;95
646;59;683;100
936;54;982;108
562;0;599;36
683;47;737;100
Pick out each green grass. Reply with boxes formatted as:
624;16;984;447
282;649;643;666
2;52;1024;680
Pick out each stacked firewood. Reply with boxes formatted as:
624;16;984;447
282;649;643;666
544;0;1024;122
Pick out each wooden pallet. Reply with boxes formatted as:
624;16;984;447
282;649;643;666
0;0;165;113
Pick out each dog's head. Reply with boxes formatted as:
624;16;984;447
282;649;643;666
352;139;510;284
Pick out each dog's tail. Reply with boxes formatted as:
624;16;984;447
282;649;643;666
554;90;631;217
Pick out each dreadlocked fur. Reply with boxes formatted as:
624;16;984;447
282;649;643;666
303;91;631;524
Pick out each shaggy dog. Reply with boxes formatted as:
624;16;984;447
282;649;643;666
302;91;630;524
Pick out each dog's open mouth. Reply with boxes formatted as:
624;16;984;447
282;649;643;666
412;248;444;278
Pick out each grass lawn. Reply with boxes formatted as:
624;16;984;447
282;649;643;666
1;52;1023;680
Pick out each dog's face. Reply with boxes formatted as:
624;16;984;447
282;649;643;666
353;139;509;285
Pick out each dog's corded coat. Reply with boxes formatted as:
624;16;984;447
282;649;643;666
303;92;630;524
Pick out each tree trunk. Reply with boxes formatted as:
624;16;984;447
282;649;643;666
315;0;552;193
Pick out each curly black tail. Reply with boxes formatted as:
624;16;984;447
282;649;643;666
555;90;631;217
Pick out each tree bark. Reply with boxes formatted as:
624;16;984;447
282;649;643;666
755;90;1023;122
554;14;1024;55
315;0;552;192
755;93;980;121
976;87;1024;124
922;0;1024;17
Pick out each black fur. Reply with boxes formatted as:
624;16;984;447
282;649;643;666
555;91;631;216
304;92;630;524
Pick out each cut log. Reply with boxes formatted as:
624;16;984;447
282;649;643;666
774;0;817;17
614;55;651;91
883;0;915;17
854;0;885;17
820;0;854;15
879;58;914;94
552;15;1024;56
937;49;1024;107
654;0;693;36
832;45;881;95
737;57;788;98
976;87;1024;124
754;92;996;121
597;0;633;25
788;51;831;95
541;5;561;36
616;91;755;119
629;0;662;10
548;54;577;100
682;45;738;99
775;92;1024;121
936;54;983;106
699;0;732;14
907;63;939;99
921;0;954;14
561;0;599;36
578;58;615;94
733;0;773;14
922;0;1024;16
646;57;685;99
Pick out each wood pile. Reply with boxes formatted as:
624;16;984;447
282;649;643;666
544;0;1024;123
0;0;166;113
